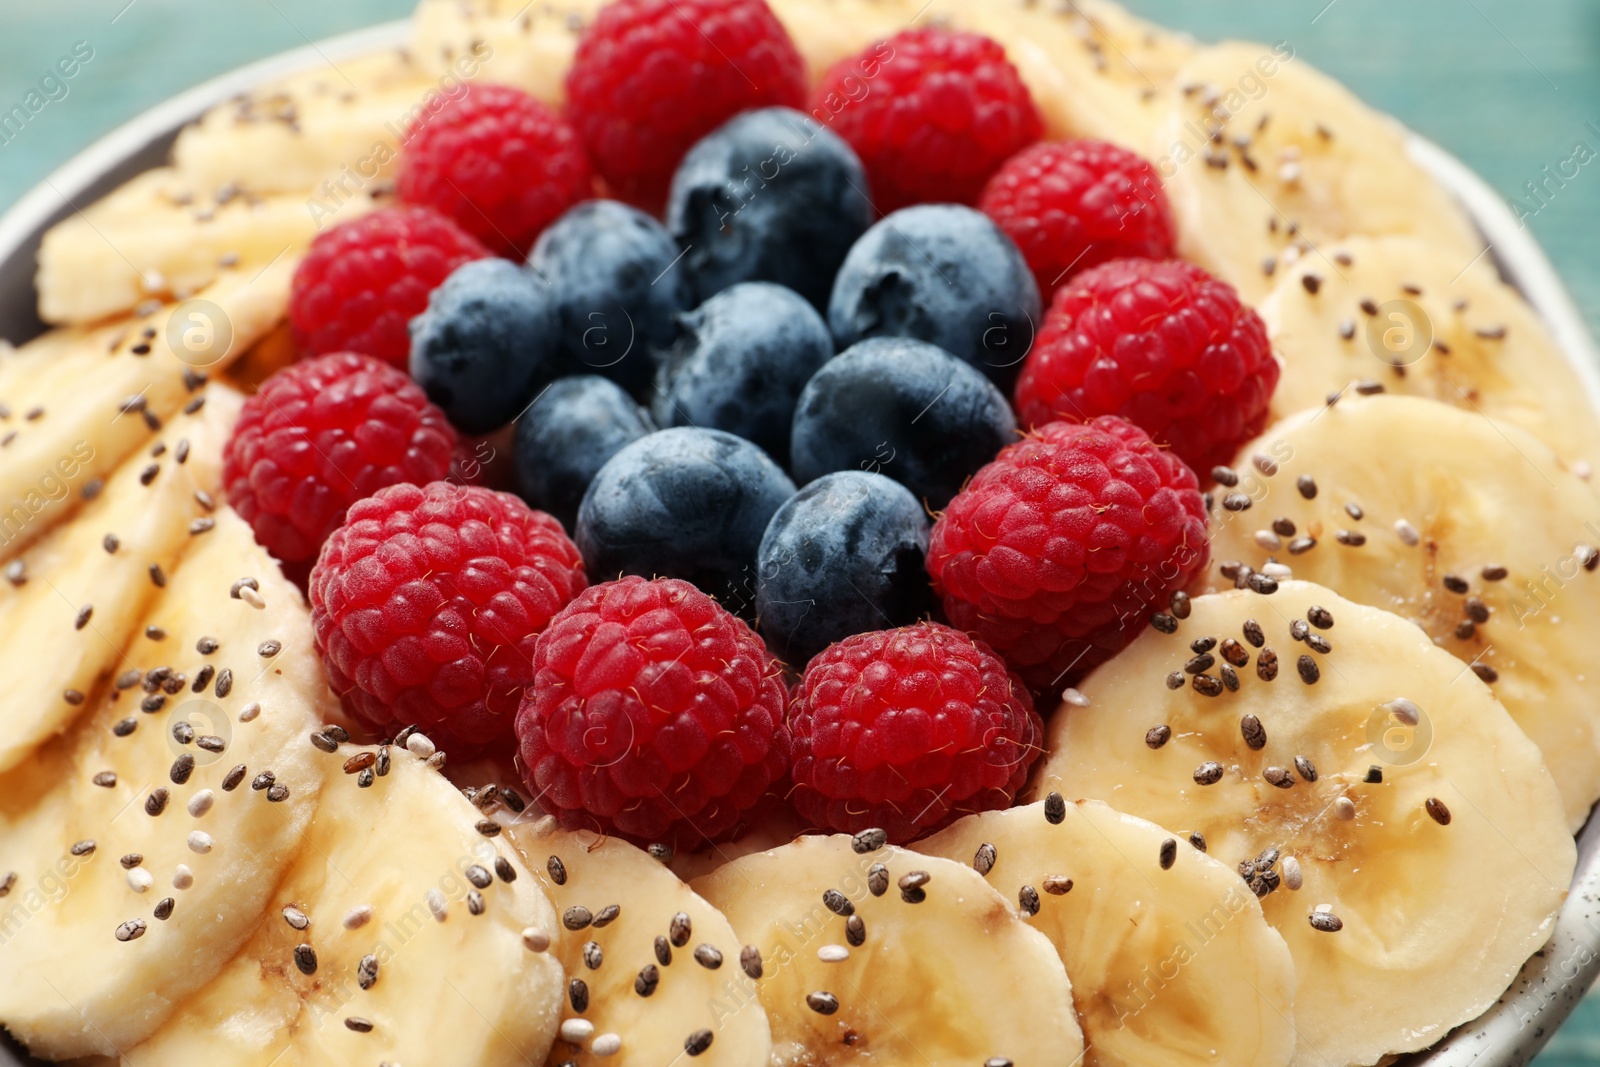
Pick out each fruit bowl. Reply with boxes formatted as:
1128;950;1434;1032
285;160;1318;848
4;10;1600;1067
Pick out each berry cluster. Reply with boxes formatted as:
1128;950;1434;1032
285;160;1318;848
236;0;1279;849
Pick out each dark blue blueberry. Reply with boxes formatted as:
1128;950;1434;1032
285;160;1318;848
653;283;833;467
756;471;934;668
828;204;1041;388
512;376;656;532
409;259;562;435
577;428;797;612
790;337;1015;510
667;107;874;309
528;199;692;398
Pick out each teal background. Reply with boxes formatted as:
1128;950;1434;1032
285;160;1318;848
1;1;1598;1061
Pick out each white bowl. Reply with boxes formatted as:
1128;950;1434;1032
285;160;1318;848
1;21;1597;1067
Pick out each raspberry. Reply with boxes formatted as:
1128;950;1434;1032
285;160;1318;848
399;84;593;258
310;482;586;756
929;417;1209;692
1014;259;1280;477
812;29;1042;214
223;352;459;565
565;0;806;210
788;622;1041;843
515;576;790;849
290;206;489;367
979;140;1175;300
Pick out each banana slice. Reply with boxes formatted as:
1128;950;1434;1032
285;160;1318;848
951;0;1194;149
1206;394;1600;828
1154;42;1483;304
38;167;372;326
124;753;564;1067
0;383;240;773
501;817;773;1067
919;799;1297;1067
0;507;335;1060
693;833;1085;1067
172;48;439;196
1;261;294;561
1259;235;1600;472
412;0;600;104
1032;581;1573;1067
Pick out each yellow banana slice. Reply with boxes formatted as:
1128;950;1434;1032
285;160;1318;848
503;818;774;1067
172;49;441;196
1259;234;1600;472
1033;581;1573;1067
694;833;1085;1067
0;507;334;1059
124;753;564;1067
1153;42;1483;304
1;261;294;561
38;167;371;326
0;383;239;773
919;798;1297;1067
1207;394;1600;828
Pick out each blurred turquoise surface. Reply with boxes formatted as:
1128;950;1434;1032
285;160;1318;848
2;1;1599;1062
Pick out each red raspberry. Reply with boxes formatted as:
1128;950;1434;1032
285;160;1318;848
1014;259;1279;478
929;417;1209;692
515;576;791;849
223;353;459;565
565;0;806;211
980;140;1175;300
310;482;586;756
812;29;1042;214
399;85;593;258
290;206;489;367
788;622;1041;843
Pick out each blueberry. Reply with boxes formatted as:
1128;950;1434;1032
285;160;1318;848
512;376;656;531
528;200;692;398
577;428;797;612
828;204;1041;388
653;283;833;467
409;259;561;434
668;107;874;309
790;337;1015;510
756;471;934;667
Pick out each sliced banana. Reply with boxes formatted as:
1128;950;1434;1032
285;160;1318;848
502;818;773;1067
172;48;439;195
1259;234;1600;471
0;383;240;773
412;0;600;103
667;798;809;883
694;833;1084;1067
2;262;294;559
1033;581;1573;1067
952;0;1194;149
919;799;1297;1067
1154;42;1483;304
0;507;334;1059
38;167;372;326
1207;394;1600;828
124;753;564;1067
